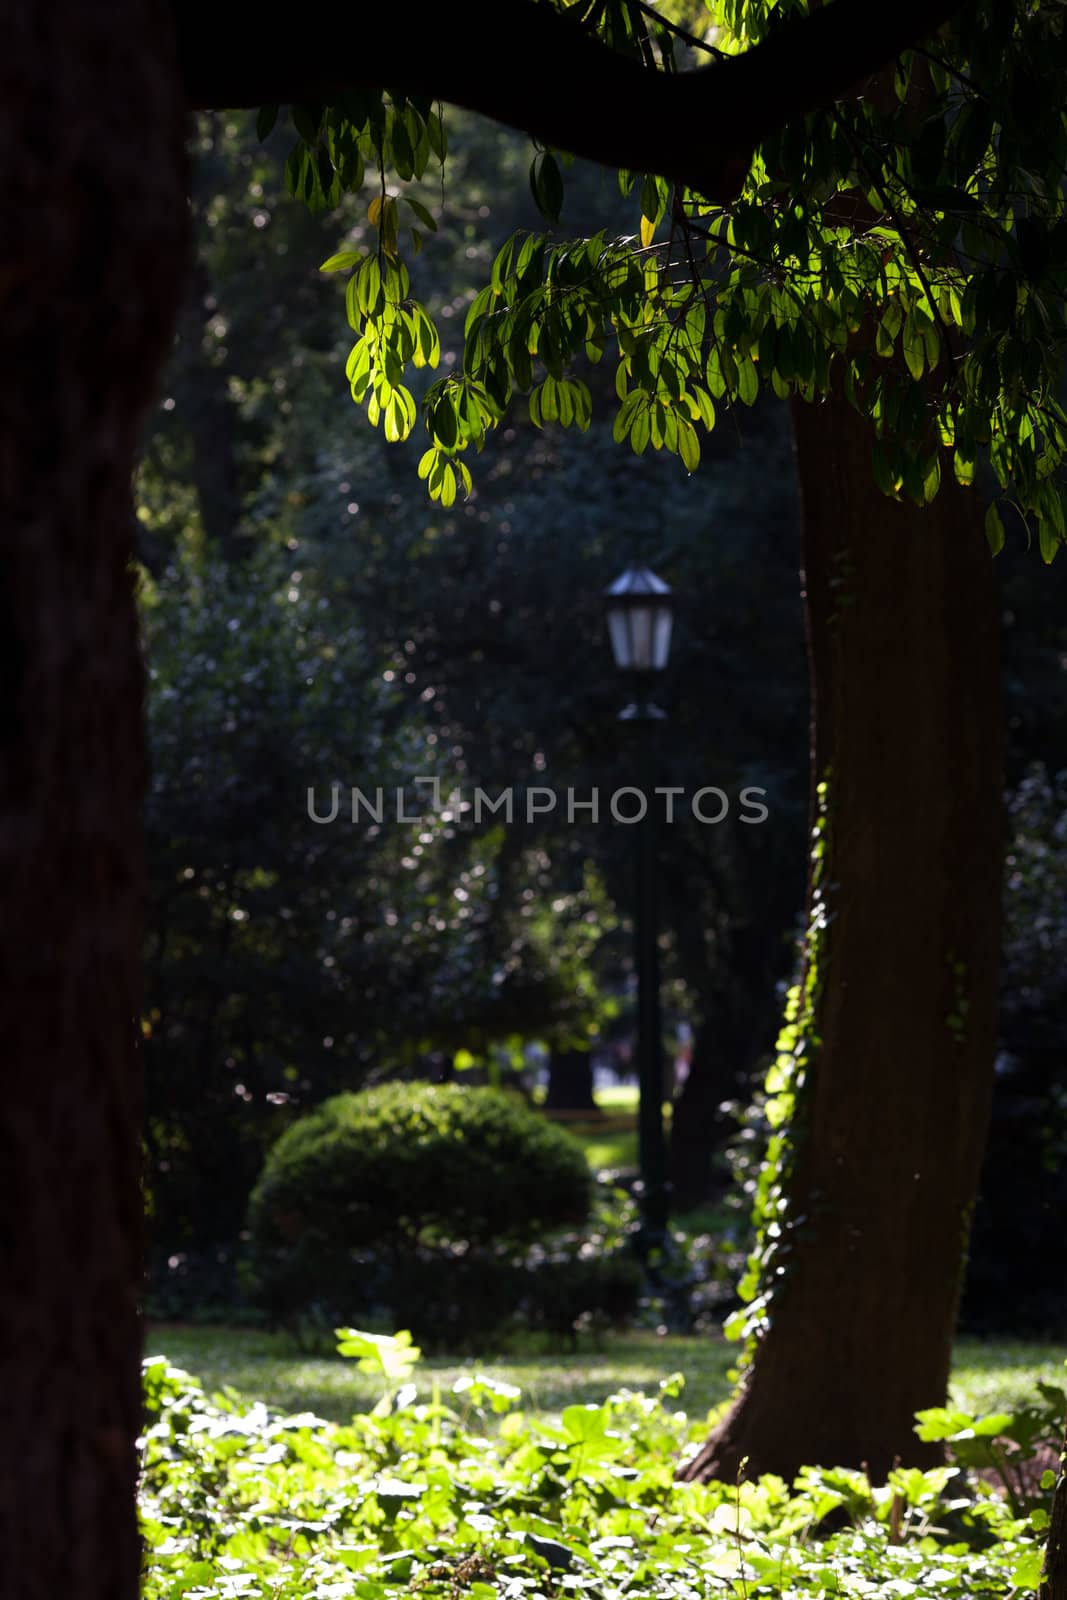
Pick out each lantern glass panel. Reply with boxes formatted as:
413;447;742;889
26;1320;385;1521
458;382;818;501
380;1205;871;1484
652;605;673;669
608;610;632;670
629;605;654;670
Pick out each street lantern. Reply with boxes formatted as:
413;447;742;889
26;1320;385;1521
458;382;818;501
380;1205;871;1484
604;565;674;674
604;563;673;1246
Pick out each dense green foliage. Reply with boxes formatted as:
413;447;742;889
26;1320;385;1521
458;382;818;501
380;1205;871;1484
247;1083;593;1252
243;1085;648;1343
142;554;438;1255
141;1338;1064;1600
285;4;1067;551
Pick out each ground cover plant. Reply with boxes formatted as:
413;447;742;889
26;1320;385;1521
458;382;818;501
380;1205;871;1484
141;1331;1063;1600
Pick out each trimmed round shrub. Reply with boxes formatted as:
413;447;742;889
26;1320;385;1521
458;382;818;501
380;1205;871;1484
243;1083;596;1339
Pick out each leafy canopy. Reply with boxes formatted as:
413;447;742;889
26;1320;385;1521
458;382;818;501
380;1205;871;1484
271;0;1067;556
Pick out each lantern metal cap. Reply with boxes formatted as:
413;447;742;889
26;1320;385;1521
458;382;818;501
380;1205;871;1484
604;565;672;600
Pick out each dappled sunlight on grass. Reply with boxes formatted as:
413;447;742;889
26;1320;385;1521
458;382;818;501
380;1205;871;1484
145;1325;736;1422
952;1338;1067;1414
146;1323;1066;1428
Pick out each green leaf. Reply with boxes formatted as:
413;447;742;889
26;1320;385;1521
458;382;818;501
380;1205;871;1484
392;116;414;181
357;256;382;316
984;503;1005;556
737;357;759;407
902;311;925;381
638;173;664;248
426;105;447;162
336;1327;422;1381
1039;520;1060;563
630;405;651;455
431;391;458;449
691;387;716;431
345;275;362;333
678;418;700;472
968;1412;1015;1437
1011;1549;1044;1591
291;104;323;144
284;144;309;199
914;1407;977;1441
953;450;975;487
403;196;438;232
321;250;362;274
530;152;564;223
256;105;279;142
922;453;941;504
562;1403;606;1443
561;1403;623;1466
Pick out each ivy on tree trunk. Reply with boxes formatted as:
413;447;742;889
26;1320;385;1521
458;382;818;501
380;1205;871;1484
679;366;1002;1483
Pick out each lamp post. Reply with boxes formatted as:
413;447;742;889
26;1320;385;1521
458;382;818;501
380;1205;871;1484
604;565;674;1243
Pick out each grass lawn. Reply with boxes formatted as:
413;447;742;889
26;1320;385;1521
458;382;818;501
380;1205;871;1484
146;1322;1066;1427
541;1082;646;1173
148;1085;1065;1433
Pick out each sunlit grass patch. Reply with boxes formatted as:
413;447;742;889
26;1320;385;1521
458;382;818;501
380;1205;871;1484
146;1322;1066;1428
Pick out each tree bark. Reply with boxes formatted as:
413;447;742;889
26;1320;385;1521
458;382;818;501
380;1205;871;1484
0;7;188;1598
545;1048;600;1113
679;373;1002;1483
174;0;963;202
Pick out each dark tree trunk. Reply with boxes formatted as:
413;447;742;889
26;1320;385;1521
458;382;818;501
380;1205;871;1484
679;376;1002;1483
668;1019;734;1212
1043;1437;1067;1600
0;8;188;1598
545;1048;600;1113
669;924;785;1212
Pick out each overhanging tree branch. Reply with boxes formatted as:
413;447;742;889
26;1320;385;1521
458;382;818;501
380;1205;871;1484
175;0;967;200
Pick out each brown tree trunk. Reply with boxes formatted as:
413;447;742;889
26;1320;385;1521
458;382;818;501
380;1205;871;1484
679;376;1002;1483
0;8;188;1598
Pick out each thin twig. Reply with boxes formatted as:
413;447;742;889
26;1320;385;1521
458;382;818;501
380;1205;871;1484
628;0;728;60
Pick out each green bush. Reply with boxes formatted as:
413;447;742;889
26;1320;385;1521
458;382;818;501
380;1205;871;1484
244;1083;603;1340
